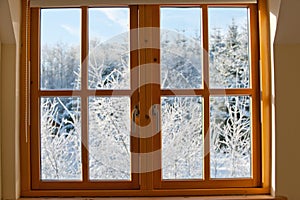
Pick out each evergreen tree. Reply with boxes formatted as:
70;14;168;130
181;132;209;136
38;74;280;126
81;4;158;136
209;19;251;178
210;19;250;88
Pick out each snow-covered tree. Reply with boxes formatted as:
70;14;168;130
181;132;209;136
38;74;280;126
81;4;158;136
87;37;131;179
88;35;130;89
160;30;202;89
162;97;203;179
210;19;250;88
41;43;80;90
88;96;131;180
40;18;252;180
209;19;252;178
40;97;82;180
210;96;251;178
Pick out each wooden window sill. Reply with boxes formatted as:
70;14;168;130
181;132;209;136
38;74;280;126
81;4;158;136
19;196;287;200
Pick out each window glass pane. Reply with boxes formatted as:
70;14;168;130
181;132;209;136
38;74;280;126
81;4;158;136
209;8;250;89
160;7;202;89
40;97;82;180
162;97;203;179
88;8;130;89
210;96;251;178
88;97;131;180
40;9;81;90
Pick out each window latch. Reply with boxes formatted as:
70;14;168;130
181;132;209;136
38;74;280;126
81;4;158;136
132;105;140;134
152;104;160;133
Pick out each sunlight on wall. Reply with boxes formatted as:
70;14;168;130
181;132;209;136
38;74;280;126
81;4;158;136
270;12;276;195
268;0;281;196
269;10;276;198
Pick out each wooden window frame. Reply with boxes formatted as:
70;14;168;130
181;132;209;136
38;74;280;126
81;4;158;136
20;0;273;197
29;5;140;191
153;4;260;190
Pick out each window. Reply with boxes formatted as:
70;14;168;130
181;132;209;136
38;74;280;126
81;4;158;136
21;0;272;197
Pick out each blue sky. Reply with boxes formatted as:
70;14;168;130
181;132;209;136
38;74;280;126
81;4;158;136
161;7;201;38
41;8;129;46
89;8;129;42
41;8;81;45
209;8;248;33
40;7;248;46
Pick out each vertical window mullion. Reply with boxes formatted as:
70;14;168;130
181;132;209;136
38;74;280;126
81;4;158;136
129;5;140;188
150;5;161;190
202;5;210;182
249;4;261;185
81;6;89;183
30;7;41;189
138;5;161;190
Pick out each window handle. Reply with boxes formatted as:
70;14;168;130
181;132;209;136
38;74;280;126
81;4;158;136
132;105;139;134
152;104;160;133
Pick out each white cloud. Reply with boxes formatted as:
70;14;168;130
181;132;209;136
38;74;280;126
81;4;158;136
99;8;129;31
60;24;80;37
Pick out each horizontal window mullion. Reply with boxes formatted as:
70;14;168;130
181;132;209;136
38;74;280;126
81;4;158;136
208;89;255;95
160;89;205;96
160;89;255;96
37;90;135;96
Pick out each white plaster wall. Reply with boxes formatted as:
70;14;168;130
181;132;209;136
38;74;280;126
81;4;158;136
274;44;300;200
0;0;300;199
0;40;2;200
0;0;21;199
1;44;18;200
273;0;300;199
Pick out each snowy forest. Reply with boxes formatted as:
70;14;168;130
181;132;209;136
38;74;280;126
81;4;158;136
40;17;252;180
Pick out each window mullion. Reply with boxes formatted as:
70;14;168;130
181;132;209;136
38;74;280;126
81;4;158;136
129;5;140;189
30;7;41;189
202;5;210;182
249;4;261;186
137;5;160;191
137;5;151;190
81;6;89;183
